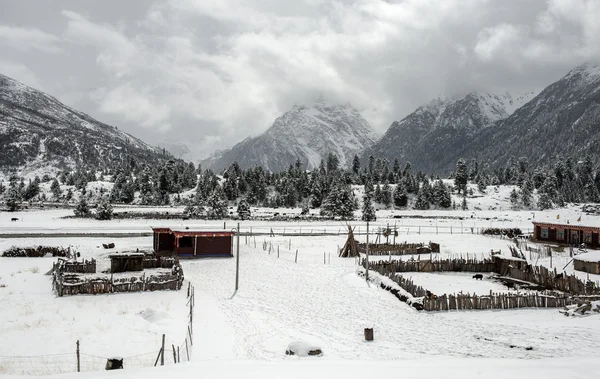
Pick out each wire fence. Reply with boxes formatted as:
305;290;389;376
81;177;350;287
0;283;195;376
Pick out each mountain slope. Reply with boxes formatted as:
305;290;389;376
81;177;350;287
203;100;379;172
470;63;600;167
363;91;536;172
0;73;168;176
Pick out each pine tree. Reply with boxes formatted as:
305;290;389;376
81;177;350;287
23;179;40;201
393;182;408;207
537;192;553;210
95;198;113;220
51;179;62;199
5;185;21;211
414;188;429;210
521;178;534;208
461;196;468;211
73;196;91;217
352;155;360;175
421;179;434;204
207;186;228;219
361;191;376;221
374;184;382;203
510;188;520;210
454;158;469;195
477;176;487;193
432;180;451;208
321;183;355;220
237;198;251;220
380;182;392;208
138;168;153;205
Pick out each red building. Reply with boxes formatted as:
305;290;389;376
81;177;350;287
532;221;600;248
152;227;235;258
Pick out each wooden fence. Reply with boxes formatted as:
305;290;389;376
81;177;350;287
55;272;184;297
357;242;440;256
379;270;581;311
367;256;600;295
364;255;600;311
143;256;177;270
366;257;497;274
422;292;571;311
53;259;97;274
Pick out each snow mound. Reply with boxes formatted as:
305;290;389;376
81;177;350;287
138;308;173;324
285;341;323;357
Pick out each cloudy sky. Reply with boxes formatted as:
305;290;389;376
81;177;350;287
1;0;599;161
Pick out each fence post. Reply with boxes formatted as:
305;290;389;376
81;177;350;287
185;339;190;361
161;334;165;366
295;249;298;263
76;340;80;372
172;344;177;364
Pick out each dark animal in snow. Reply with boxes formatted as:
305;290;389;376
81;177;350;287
10;218;18;222
425;290;437;300
472;274;483;280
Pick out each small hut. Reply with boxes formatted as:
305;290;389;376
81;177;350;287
339;226;359;258
573;251;600;275
109;253;144;273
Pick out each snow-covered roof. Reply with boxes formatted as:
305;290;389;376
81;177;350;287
108;252;145;258
574;251;600;263
532;210;600;229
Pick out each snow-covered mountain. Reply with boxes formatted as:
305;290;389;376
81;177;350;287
0;73;169;177
202;100;379;172
363;91;537;172
470;62;600;168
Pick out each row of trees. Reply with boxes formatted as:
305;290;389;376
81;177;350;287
3;152;600;216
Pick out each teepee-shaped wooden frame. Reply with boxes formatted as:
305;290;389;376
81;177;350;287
339;225;359;258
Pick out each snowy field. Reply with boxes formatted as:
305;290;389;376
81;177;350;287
1;205;600;377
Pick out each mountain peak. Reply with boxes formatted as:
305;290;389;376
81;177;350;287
202;101;378;172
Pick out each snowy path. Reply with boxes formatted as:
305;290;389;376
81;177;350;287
182;244;600;361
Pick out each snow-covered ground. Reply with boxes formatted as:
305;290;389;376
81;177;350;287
1;205;600;377
0;253;189;375
8;357;600;379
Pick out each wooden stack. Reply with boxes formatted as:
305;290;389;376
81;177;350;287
339;226;359;258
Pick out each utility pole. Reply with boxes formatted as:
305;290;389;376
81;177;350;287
76;340;80;372
366;221;370;281
235;222;240;291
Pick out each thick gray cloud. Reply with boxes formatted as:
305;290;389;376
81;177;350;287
0;0;599;161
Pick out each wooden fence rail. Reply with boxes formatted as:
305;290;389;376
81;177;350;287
53;259;97;274
366;256;600;295
55;273;183;296
364;255;600;311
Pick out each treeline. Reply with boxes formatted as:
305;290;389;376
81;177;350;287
1;152;598;218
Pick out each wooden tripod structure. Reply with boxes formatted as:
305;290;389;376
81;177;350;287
339;225;359;258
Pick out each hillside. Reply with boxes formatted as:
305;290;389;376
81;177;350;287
363;92;536;173
470;63;600;168
0;73;169;177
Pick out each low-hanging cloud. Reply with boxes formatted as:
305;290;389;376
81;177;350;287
0;0;599;161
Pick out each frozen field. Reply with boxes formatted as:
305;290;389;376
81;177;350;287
1;207;600;377
0;255;189;375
